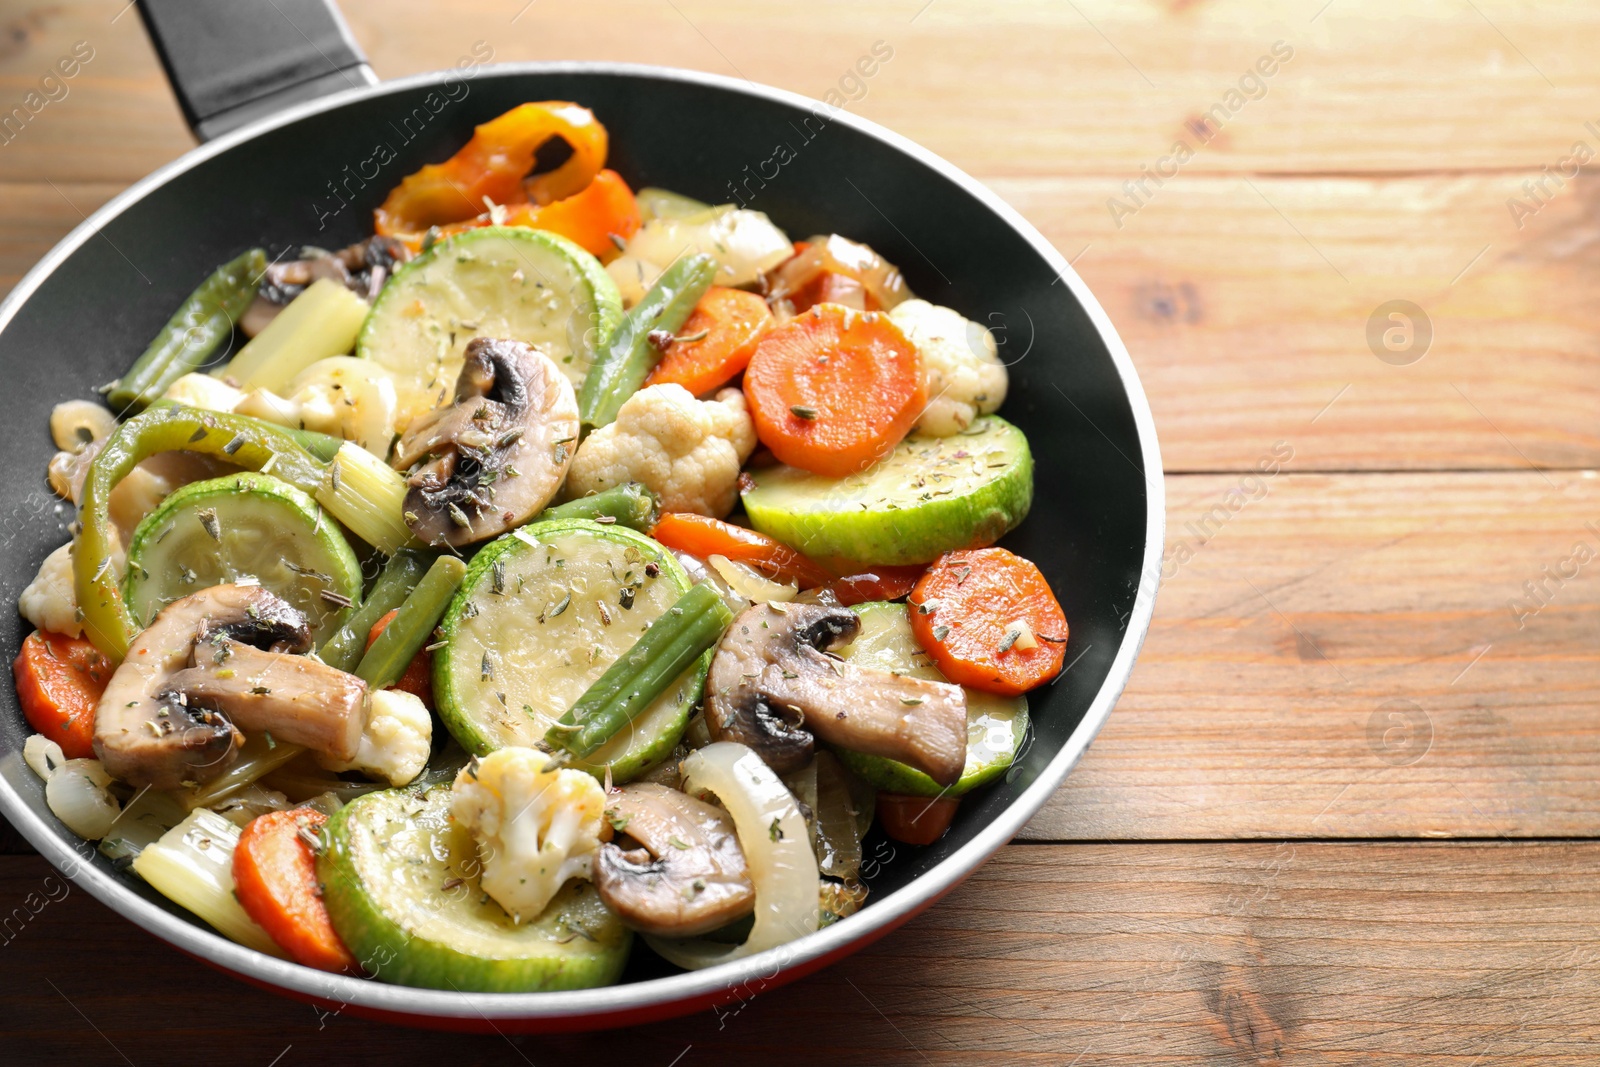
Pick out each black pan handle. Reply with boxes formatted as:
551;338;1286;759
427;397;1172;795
138;0;376;142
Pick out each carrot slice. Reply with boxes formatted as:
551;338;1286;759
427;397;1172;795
366;608;434;708
644;287;773;396
908;548;1068;696
506;168;642;262
650;513;834;589
877;793;959;846
742;303;925;478
233;808;359;973
13;630;112;759
826;564;925;606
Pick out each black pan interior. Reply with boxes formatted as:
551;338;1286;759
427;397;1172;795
0;69;1150;976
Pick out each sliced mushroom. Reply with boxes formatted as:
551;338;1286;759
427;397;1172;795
393;337;579;547
593;783;756;937
163;638;366;761
705;602;969;785
240;236;410;336
93;585;311;791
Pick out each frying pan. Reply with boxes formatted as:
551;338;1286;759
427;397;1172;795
0;0;1163;1032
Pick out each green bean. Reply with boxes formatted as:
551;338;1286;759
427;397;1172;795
107;248;266;413
577;253;718;429
537;483;659;531
546;583;732;758
355;555;467;690
319;549;432;672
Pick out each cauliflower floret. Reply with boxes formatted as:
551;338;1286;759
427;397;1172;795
566;384;756;517
889;299;1008;437
161;372;246;413
316;688;431;787
450;747;607;924
19;542;80;638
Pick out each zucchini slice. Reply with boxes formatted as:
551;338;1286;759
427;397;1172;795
433;519;704;782
832;601;1028;797
319;786;630;992
357;227;622;421
123;472;361;645
741;415;1033;567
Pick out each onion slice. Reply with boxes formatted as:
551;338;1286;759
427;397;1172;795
643;742;819;969
45;759;122;840
708;553;798;604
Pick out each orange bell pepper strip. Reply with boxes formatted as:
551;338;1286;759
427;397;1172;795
374;101;608;242
501;169;642;261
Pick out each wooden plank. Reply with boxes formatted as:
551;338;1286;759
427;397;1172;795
2;842;1597;1063
994;172;1600;471
1024;470;1600;842
5;1;1600;183
3;171;1593;472
0;181;116;294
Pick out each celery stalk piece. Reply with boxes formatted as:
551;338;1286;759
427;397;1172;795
131;808;287;958
219;278;370;392
317;442;418;556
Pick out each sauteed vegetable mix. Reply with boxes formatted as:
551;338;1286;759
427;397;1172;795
13;103;1069;991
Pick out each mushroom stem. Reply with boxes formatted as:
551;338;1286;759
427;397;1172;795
92;585;322;790
163;639;367;762
706;602;969;786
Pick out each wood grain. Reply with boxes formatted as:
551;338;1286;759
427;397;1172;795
7;1;1600;182
997;173;1600;471
0;2;1594;1063
1025;470;1600;841
4;843;1599;1064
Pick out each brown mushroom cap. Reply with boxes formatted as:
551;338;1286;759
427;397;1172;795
93;585;312;791
394;337;578;547
705;602;969;785
241;236;410;336
593;783;756;937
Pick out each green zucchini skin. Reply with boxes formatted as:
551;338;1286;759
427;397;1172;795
123;471;362;644
318;786;630;992
831;601;1029;797
740;415;1034;567
432;519;705;782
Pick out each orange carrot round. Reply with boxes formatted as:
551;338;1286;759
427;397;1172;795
366;609;433;708
908;548;1068;696
877;793;959;845
645;287;773;396
234;808;359;973
650;512;834;589
13;630;111;759
742;303;924;478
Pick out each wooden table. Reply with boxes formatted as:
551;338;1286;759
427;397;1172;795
2;2;1597;1062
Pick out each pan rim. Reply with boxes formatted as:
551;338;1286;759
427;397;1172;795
0;59;1164;1022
